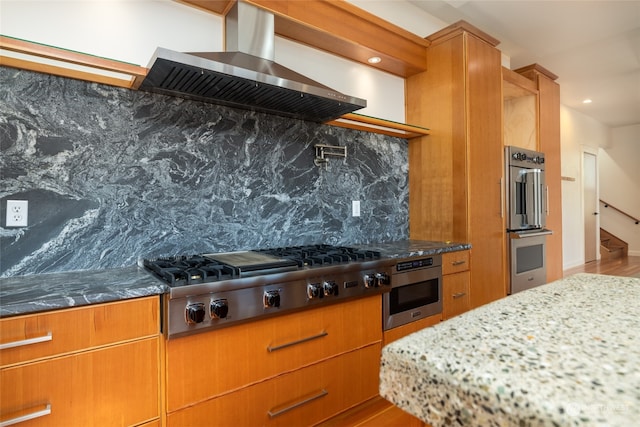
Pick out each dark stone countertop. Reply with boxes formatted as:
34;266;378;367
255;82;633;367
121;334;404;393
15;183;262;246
0;266;167;318
358;239;471;259
0;240;469;318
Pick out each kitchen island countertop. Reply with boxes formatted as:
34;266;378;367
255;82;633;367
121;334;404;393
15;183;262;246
380;273;640;426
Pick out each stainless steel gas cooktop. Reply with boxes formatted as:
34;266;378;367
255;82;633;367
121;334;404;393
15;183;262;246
142;245;392;338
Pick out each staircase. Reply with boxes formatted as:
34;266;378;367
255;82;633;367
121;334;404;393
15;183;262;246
600;228;628;260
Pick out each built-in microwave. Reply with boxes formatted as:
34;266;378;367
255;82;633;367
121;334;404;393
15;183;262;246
383;256;442;330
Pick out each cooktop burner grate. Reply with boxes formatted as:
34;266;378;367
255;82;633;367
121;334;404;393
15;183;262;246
255;245;380;266
143;245;381;287
143;256;239;286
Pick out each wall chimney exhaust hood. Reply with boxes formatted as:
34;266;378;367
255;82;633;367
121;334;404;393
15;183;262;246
138;0;366;123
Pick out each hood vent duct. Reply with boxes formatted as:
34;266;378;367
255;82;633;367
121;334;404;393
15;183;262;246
139;0;366;123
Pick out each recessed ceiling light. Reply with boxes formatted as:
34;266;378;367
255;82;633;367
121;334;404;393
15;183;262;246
367;56;381;64
583;99;592;104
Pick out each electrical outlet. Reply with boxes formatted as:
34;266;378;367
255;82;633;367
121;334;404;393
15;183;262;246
6;200;28;227
352;200;361;217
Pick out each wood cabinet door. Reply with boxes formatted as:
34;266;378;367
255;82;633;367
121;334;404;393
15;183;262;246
0;338;160;427
382;314;441;345
442;271;471;320
0;297;159;368
166;296;382;412
465;33;507;308
166;344;381;427
537;74;563;282
442;251;470;275
407;29;505;310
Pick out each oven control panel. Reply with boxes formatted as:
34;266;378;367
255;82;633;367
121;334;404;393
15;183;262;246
395;255;442;272
167;265;393;338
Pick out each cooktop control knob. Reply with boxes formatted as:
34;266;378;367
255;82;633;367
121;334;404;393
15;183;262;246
210;299;229;319
375;272;390;287
264;290;281;308
307;283;323;299
363;274;375;288
323;280;339;296
186;303;206;324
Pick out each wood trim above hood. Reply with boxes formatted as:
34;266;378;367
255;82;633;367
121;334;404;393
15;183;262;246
179;0;430;78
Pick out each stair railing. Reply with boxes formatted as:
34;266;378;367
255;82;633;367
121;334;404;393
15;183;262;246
600;200;640;225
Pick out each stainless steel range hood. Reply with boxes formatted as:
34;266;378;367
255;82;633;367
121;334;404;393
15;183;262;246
139;0;366;123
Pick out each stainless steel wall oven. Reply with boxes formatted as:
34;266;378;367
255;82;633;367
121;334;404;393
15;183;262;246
505;146;552;294
383;255;442;330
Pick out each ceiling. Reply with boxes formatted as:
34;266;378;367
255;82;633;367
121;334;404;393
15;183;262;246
407;0;640;129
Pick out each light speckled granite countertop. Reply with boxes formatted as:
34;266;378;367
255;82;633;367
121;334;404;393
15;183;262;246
0;266;167;318
380;273;640;427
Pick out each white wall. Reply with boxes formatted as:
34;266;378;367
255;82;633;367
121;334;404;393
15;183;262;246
0;1;223;64
598;125;640;256
0;0;406;121
559;105;610;269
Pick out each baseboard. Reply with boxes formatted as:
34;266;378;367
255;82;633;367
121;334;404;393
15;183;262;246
628;250;640;257
563;259;586;270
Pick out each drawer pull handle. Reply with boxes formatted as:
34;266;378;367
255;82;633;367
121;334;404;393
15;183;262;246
268;389;328;418
267;331;328;352
452;292;467;299
0;403;51;427
451;260;466;266
0;332;52;350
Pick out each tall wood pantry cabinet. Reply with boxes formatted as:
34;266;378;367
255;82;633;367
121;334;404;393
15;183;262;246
514;64;563;282
502;64;563;283
407;21;506;308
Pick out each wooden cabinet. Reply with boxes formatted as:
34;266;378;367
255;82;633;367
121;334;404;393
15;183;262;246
165;296;382;424
167;344;381;427
0;297;161;427
382;314;441;345
407;21;506;310
442;251;471;320
503;64;563;283
514;64;563;282
503;68;539;151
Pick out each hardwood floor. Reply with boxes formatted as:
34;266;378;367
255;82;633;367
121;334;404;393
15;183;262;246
563;255;640;277
316;396;424;427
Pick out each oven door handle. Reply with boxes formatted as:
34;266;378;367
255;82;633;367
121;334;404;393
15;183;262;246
511;229;553;239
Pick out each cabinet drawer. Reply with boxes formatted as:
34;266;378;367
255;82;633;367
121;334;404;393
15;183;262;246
0;297;159;368
442;271;471;320
167;344;381;427
166;296;382;411
0;338;160;427
383;313;441;345
442;250;470;275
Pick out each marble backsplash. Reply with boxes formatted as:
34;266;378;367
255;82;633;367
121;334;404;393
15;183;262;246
0;67;408;277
